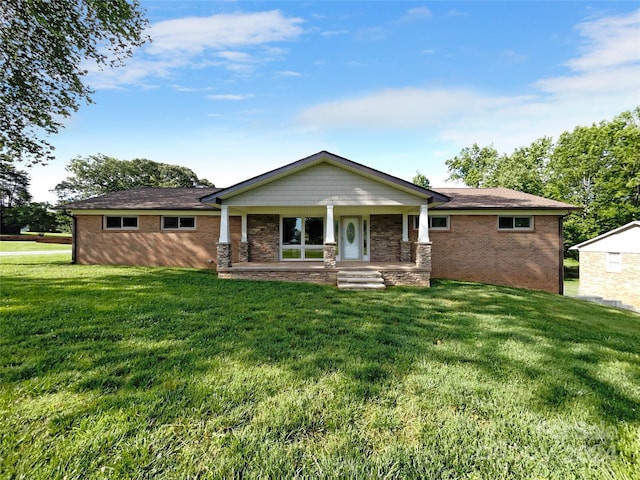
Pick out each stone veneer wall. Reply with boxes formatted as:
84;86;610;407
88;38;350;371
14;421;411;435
429;214;562;293
218;269;336;284
247;214;279;262
578;251;640;310
370;214;402;262
218;268;430;287
380;270;430;287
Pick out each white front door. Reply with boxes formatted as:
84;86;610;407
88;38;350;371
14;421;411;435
342;217;361;260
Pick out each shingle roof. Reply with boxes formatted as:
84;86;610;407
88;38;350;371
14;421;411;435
432;188;580;211
61;187;222;210
59;184;579;212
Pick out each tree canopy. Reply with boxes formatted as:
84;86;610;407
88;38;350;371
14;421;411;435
0;0;148;164
0;161;31;207
54;155;215;201
412;171;431;189
444;108;640;248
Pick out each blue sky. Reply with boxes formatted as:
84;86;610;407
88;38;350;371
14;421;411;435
31;1;640;202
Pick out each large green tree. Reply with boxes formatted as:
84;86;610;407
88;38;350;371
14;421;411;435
0;160;32;233
412;171;431;189
0;160;32;207
546;108;640;245
445;144;499;188
54;155;215;201
0;0;148;164
444;108;640;247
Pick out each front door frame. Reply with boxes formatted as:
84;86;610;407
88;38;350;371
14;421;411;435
341;216;362;260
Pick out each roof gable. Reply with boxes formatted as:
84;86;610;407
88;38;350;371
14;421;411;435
201;151;449;205
570;221;640;253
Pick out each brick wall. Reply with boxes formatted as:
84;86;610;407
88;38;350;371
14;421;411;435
247;214;279;262
430;215;563;293
578;251;640;310
370;214;402;262
74;214;240;268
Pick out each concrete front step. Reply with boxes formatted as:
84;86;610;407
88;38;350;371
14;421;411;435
337;283;386;290
576;296;637;312
337;270;386;290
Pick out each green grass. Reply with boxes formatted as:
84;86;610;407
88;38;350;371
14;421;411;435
0;241;72;252
1;257;639;479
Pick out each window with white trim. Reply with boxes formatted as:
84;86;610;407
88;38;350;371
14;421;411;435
498;216;533;231
413;215;450;230
104;216;138;230
281;216;324;260
162;216;196;230
606;252;622;273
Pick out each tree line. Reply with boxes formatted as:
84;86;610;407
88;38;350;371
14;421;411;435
442;108;640;250
0;156;213;234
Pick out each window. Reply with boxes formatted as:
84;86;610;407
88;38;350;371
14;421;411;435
498;216;533;231
606;252;622;273
162;216;196;230
104;216;138;230
281;216;324;260
413;215;450;230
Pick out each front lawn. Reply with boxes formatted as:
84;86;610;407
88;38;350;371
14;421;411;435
1;258;639;479
0;241;72;252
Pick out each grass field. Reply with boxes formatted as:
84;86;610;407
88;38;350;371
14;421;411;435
0;241;72;252
1;255;638;479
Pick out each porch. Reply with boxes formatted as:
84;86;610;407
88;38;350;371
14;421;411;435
217;261;431;287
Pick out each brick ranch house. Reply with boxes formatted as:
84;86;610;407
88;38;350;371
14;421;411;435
62;151;579;292
570;221;640;310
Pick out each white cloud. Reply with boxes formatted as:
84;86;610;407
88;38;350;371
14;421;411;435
276;70;302;77
321;30;349;37
206;94;255;101
398;7;432;22
296;8;640;151
87;10;303;88
148;10;304;55
567;8;640;71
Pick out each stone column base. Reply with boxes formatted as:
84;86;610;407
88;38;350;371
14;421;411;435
323;243;337;268
415;242;432;270
239;242;249;263
217;243;232;268
400;241;411;262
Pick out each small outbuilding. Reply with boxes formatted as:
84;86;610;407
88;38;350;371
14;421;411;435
570;221;640;311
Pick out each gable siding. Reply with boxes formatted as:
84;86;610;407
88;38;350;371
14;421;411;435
225;163;426;207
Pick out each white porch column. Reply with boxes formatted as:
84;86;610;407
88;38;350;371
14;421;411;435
219;205;230;243
418;204;430;243
241;214;247;242
402;213;409;242
325;205;335;243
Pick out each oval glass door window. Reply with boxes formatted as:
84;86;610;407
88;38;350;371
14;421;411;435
346;222;356;244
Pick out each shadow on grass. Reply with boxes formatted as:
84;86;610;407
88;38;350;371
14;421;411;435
2;264;640;431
